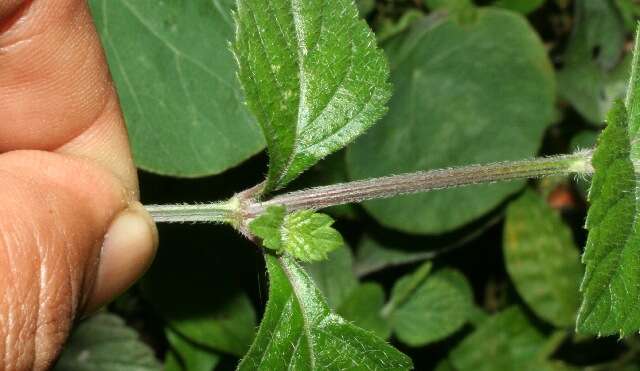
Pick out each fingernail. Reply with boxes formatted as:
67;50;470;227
84;201;158;313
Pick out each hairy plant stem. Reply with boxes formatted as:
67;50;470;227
145;150;594;224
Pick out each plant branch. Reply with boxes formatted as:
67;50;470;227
146;150;594;224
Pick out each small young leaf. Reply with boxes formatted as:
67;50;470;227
234;0;391;192
237;254;412;370
164;329;221;371
388;267;474;346
89;0;265;177
504;190;582;327
448;307;548;371
338;283;392;339
249;206;344;262
54;313;161;371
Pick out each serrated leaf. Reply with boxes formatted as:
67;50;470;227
347;8;555;234
54;313;161;371
237;254;412;370
388;266;474;346
504;190;583;327
164;329;221;371
249;206;344;262
88;0;265;177
577;100;640;335
338;283;392;339
304;245;358;308
448;307;548;371
234;0;391;192
577;27;640;335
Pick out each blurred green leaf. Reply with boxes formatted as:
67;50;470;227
238;254;412;370
354;236;437;277
504;190;583;327
88;0;264;177
250;206;344;262
55;313;161;371
338;283;392;339
557;0;628;123
234;0;391;192
304;245;358;308
375;9;426;42
347;9;555;234
140;232;256;356
164;329;220;371
449;307;548;371
424;0;476;22
494;0;545;14
387;264;474;346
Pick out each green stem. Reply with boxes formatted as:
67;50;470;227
145;150;593;224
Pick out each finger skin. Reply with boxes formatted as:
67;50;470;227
0;0;157;369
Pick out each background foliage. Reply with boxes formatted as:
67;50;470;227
54;0;640;370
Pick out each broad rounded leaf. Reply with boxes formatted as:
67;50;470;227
54;313;161;371
390;267;474;346
89;0;265;177
504;190;582;327
346;8;555;234
237;254;412;370
449;307;547;371
234;0;391;191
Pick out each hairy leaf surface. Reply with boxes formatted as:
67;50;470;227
234;0;391;191
237;254;412;370
89;0;265;176
54;313;161;371
577;27;640;335
249;206;344;262
504;190;582;327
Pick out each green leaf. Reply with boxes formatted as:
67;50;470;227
238;254;412;370
234;0;391;192
88;0;264;177
424;0;476;22
503;190;583;327
388;266;474;346
346;8;555;234
249;206;344;262
354;235;440;277
338;283;392;339
494;0;545;14
577;100;640;335
557;0;628;123
140;230;256;356
304;245;358;308
577;27;640;335
448;307;548;371
164;329;221;371
54;313;161;371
